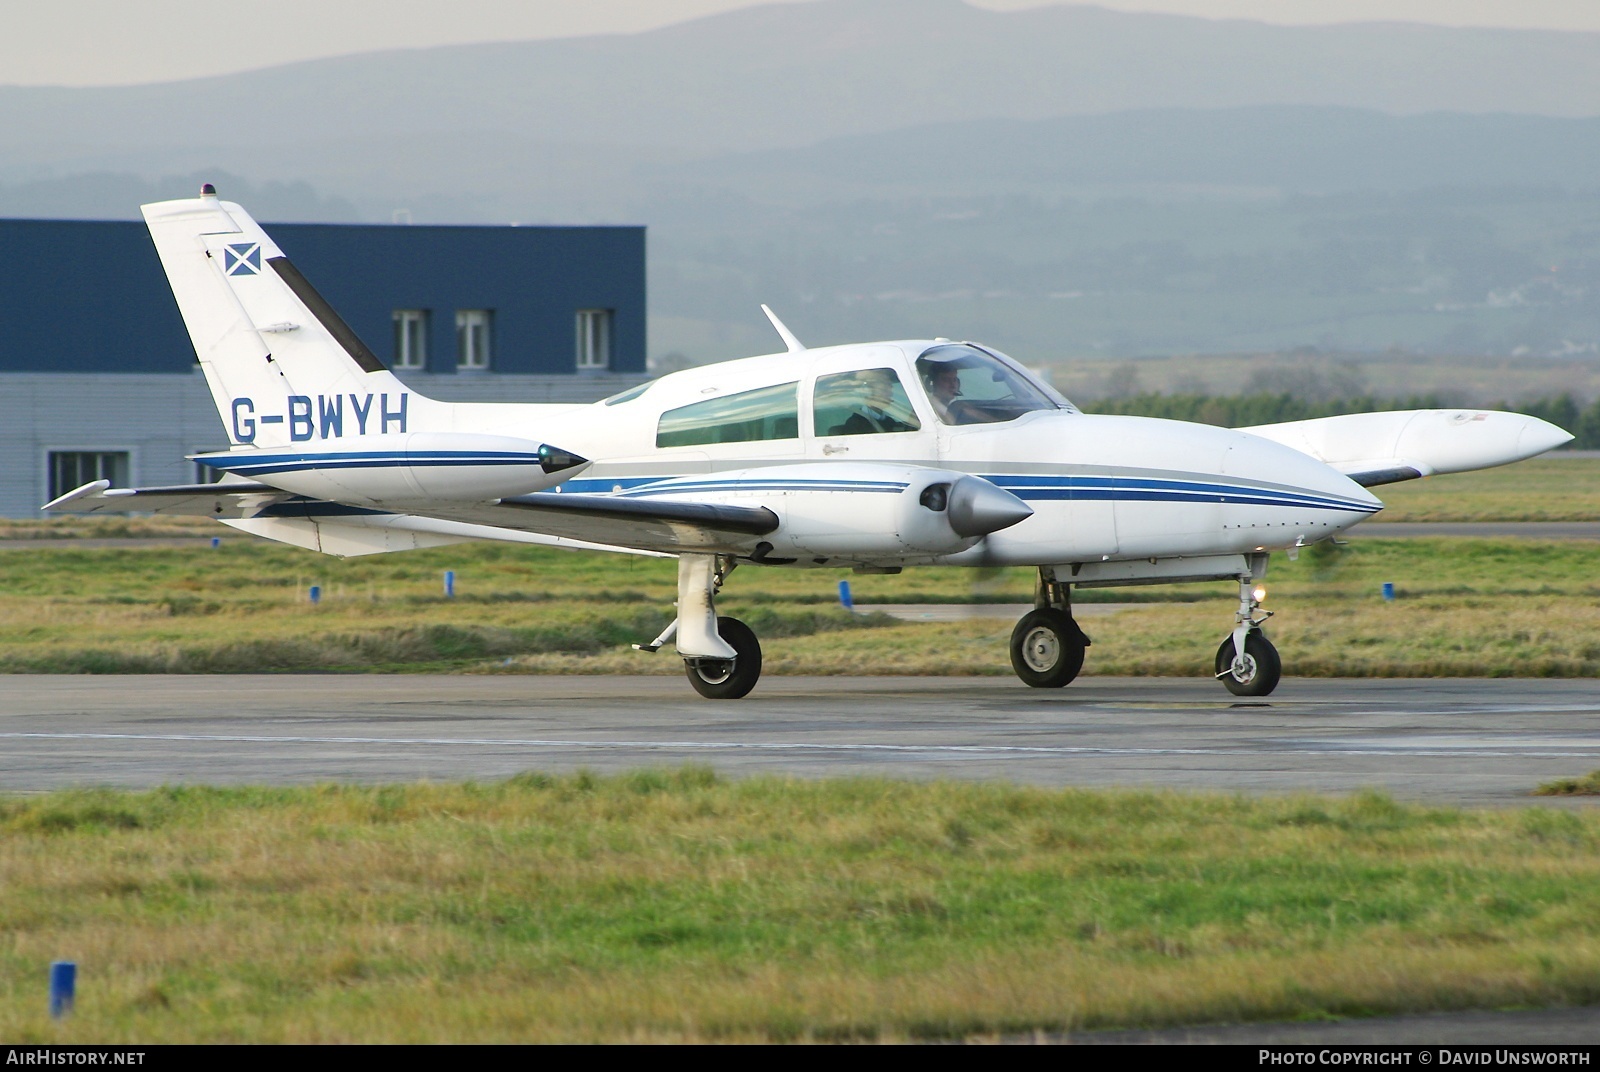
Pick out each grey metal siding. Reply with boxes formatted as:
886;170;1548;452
0;371;647;516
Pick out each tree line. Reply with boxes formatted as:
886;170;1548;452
1090;392;1599;448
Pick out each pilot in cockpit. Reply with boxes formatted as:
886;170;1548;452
925;364;969;424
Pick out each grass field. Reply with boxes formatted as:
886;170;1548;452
1;528;1598;676
4;773;1600;1043
2;472;1596;1042
0;455;1593;676
1369;456;1600;523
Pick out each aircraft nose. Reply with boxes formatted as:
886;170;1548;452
948;476;1033;537
538;444;589;474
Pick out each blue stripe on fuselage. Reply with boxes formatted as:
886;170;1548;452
572;472;1377;515
219;462;1377;516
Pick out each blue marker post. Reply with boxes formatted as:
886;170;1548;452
1382;582;1395;602
210;536;221;549
444;570;456;598
838;580;853;610
49;961;75;1019
308;584;321;605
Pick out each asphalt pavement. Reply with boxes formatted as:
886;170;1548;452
3;675;1599;805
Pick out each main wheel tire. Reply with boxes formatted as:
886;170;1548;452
1214;630;1282;697
684;615;763;699
1009;607;1088;688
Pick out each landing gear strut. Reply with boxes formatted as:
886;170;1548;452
1215;573;1280;697
641;554;763;700
1010;567;1091;688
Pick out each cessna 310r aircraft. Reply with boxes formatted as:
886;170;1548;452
49;188;1572;699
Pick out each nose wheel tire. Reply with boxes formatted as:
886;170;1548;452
684;615;762;699
1009;607;1088;688
1214;631;1281;697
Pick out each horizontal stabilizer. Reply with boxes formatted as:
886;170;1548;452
43;480;286;517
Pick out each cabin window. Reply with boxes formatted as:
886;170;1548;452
656;382;800;448
813;368;921;437
392;309;428;370
456;309;492;370
47;450;129;501
576;309;612;370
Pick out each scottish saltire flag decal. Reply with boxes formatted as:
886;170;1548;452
224;242;261;276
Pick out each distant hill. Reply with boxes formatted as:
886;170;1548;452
15;107;1599;224
667;107;1600;204
5;0;1600;207
7;1;1600;363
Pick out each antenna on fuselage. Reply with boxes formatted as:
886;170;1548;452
760;304;805;353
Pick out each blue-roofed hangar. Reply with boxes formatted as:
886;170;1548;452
0;217;648;517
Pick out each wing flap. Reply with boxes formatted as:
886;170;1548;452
405;492;780;554
1341;464;1426;488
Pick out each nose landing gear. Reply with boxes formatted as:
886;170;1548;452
1215;574;1280;697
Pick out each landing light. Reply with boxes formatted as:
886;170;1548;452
1253;586;1267;603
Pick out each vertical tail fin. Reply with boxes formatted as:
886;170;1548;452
142;186;436;447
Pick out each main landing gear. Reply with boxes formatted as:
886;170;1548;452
644;557;1283;700
1007;564;1283;697
1009;567;1091;688
1214;574;1280;697
635;553;763;699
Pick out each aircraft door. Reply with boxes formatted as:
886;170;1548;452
806;348;935;463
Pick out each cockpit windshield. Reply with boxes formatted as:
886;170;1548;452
913;343;1072;425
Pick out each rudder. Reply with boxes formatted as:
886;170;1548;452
142;185;433;448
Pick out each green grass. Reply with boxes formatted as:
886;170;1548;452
2;532;1600;676
3;774;1600;1042
1371;457;1600;523
1535;772;1600;797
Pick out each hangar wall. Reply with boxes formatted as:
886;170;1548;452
0;217;649;517
0;371;651;518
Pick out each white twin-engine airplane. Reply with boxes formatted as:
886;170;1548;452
50;187;1572;699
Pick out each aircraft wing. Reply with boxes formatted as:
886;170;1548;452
43;479;290;517
400;492;780;555
42;460;1018;561
1241;409;1573;487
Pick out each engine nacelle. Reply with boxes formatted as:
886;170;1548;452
194;433;588;505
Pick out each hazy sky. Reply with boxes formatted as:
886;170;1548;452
7;0;1600;87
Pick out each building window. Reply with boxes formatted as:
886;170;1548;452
393;309;428;370
456;309;492;370
576;309;613;370
48;451;129;501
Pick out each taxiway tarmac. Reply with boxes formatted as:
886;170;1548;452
3;675;1600;803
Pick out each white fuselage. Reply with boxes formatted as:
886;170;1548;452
356;340;1385;568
